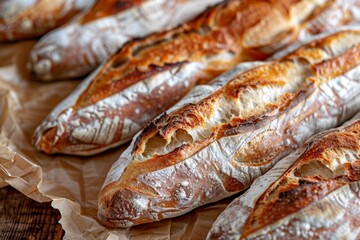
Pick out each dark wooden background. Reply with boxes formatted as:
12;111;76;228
0;186;64;240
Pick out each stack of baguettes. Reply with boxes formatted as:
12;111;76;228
97;28;360;230
0;0;223;75
3;0;360;238
33;0;360;156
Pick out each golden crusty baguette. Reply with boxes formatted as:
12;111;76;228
97;30;360;227
32;0;360;156
0;0;94;42
28;0;223;81
208;112;360;240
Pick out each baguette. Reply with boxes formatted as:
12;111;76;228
208;112;360;240
97;30;360;227
28;0;223;81
0;0;94;42
32;0;360;156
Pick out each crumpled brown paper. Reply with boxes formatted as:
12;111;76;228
0;40;233;240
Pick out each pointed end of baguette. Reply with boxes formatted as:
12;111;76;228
32;126;58;154
97;185;154;228
28;46;55;82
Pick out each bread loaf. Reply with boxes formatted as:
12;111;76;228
97;30;360;227
208;112;360;240
0;0;94;42
32;0;360;156
28;0;223;81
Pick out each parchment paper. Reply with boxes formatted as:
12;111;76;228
0;40;234;240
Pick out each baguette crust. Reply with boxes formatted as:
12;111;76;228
0;0;94;42
28;0;223;80
208;113;360;240
97;30;360;227
33;0;360;156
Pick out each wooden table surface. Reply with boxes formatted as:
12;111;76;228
0;186;64;240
